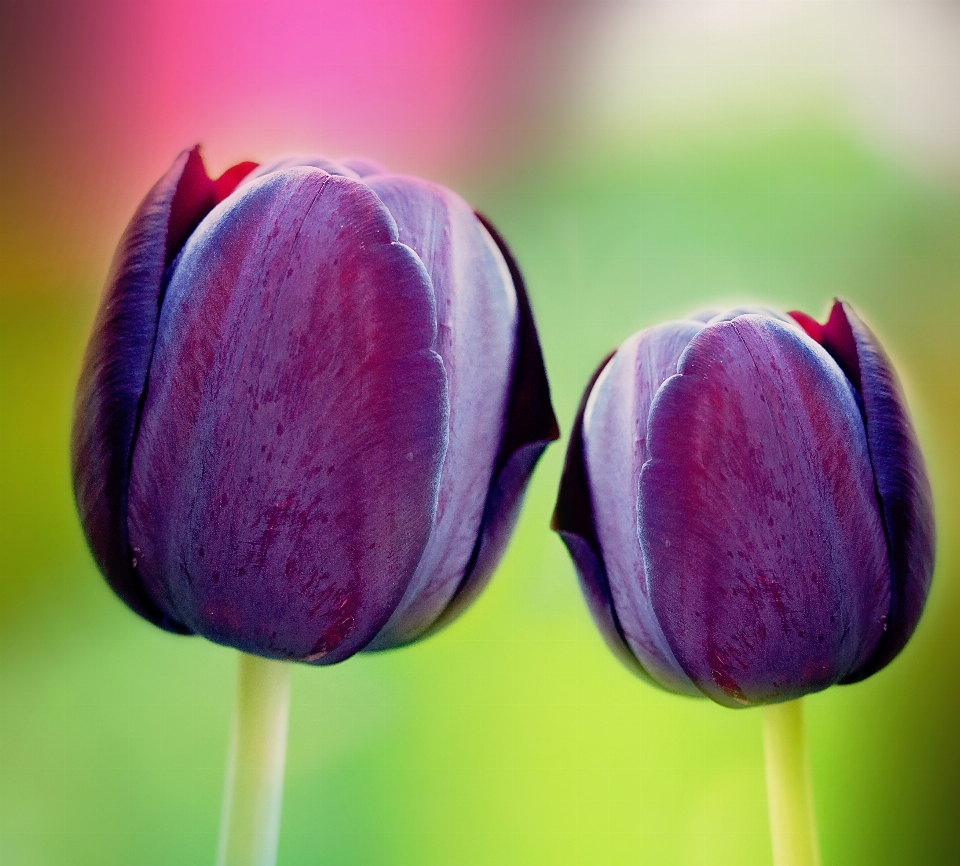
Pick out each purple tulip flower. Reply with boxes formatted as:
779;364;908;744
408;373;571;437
553;303;934;707
73;147;557;664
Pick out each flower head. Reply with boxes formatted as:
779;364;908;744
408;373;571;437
73;147;557;663
553;303;934;706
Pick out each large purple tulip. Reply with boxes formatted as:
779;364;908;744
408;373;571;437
73;147;557;664
553;304;934;707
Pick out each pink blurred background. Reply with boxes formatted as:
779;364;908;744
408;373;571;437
1;0;586;293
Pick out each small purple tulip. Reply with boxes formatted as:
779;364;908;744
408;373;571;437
553;303;934;707
73;147;557;664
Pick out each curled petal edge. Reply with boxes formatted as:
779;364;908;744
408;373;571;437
421;213;559;638
792;301;936;682
71;146;255;633
550;354;658;685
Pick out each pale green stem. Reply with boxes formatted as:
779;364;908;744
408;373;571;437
216;653;292;866
762;699;821;866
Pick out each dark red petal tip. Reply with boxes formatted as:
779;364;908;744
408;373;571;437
164;146;211;266
213;160;259;204
788;309;823;344
819;299;863;393
166;148;258;267
790;300;862;392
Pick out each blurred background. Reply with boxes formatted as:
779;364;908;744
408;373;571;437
1;0;958;863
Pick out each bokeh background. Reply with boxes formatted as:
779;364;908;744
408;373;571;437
2;1;959;863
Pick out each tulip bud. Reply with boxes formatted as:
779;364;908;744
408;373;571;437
553;303;934;707
73;147;557;663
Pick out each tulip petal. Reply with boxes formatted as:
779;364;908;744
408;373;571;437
127;168;447;663
71;146;228;633
552;354;658;684
686;307;726;323
361;178;518;648
339;156;390;178
819;302;936;682
243;154;361;185
214;161;260;202
706;305;798;327
428;214;559;636
641;317;890;706
583;323;704;695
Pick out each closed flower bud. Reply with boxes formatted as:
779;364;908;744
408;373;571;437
553;303;934;707
73;147;557;663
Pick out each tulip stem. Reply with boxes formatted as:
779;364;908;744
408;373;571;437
216;653;292;866
762;699;820;866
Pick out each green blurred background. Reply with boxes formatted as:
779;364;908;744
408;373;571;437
2;2;958;864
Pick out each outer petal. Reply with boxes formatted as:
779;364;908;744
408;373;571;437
686;307;725;323
583;322;704;695
242;154;361;185
641;317;890;706
552;354;657;684
427;214;559;637
361;177;517;648
339;156;390;178
71;146;253;632
706;305;798;327
814;302;935;682
127;169;447;663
